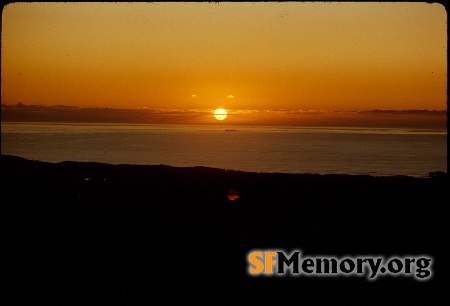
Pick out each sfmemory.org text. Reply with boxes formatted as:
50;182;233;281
247;250;433;281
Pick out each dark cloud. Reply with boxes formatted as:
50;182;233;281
1;103;447;127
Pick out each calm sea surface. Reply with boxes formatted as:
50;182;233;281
1;122;447;177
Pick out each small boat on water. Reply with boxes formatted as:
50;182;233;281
225;129;237;132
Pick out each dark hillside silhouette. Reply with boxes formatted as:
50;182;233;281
1;155;448;304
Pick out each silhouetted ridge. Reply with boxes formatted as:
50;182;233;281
1;155;448;305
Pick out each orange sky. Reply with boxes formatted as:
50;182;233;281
1;2;447;113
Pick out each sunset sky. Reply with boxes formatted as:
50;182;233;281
1;2;447;121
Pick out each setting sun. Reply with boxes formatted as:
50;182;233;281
0;3;447;304
214;108;227;121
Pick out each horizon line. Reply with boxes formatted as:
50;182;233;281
1;103;447;113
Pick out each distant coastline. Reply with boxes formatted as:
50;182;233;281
1;103;447;128
1;154;447;179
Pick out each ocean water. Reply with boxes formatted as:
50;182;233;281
1;122;447;177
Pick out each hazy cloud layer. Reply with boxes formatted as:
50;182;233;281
1;103;447;128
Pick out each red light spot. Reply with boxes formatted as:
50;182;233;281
227;189;240;201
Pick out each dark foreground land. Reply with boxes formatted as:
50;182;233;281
1;155;449;305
